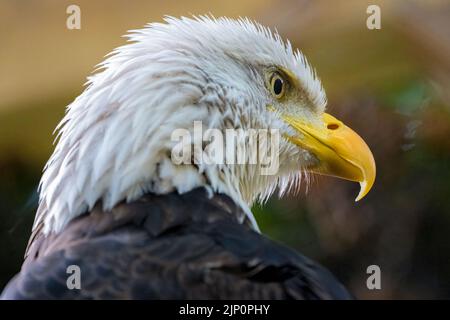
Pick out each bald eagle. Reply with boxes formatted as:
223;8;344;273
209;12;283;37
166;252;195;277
1;16;375;300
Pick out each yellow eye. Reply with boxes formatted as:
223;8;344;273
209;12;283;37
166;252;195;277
270;73;285;98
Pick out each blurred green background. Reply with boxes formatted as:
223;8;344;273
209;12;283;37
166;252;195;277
1;0;450;299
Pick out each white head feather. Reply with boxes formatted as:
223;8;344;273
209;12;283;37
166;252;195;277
35;16;327;234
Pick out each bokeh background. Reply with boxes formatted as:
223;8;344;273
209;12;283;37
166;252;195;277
1;0;450;299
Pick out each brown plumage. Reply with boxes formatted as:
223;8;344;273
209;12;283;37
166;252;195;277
1;188;350;299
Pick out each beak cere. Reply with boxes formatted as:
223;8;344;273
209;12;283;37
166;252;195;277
283;112;376;201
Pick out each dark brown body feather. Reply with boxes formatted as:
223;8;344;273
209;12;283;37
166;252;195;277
1;188;351;299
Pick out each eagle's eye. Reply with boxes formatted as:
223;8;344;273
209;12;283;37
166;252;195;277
269;73;285;99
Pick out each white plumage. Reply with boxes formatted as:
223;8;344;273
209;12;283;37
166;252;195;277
35;16;328;235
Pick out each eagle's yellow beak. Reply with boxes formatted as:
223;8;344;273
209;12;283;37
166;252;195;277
283;112;376;201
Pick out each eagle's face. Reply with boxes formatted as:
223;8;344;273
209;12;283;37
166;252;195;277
173;19;375;204
253;65;375;202
36;16;375;234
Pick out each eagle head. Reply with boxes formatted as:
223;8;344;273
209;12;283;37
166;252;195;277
35;16;375;234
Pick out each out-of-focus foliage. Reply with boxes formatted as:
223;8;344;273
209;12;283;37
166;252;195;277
1;0;449;299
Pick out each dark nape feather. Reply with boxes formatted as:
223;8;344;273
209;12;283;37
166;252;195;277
1;188;351;300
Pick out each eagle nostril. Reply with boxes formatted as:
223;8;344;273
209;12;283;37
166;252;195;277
327;123;339;130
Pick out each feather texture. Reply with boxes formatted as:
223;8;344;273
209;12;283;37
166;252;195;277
3;189;349;300
32;16;327;253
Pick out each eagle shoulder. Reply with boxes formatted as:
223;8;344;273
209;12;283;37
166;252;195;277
1;189;351;300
